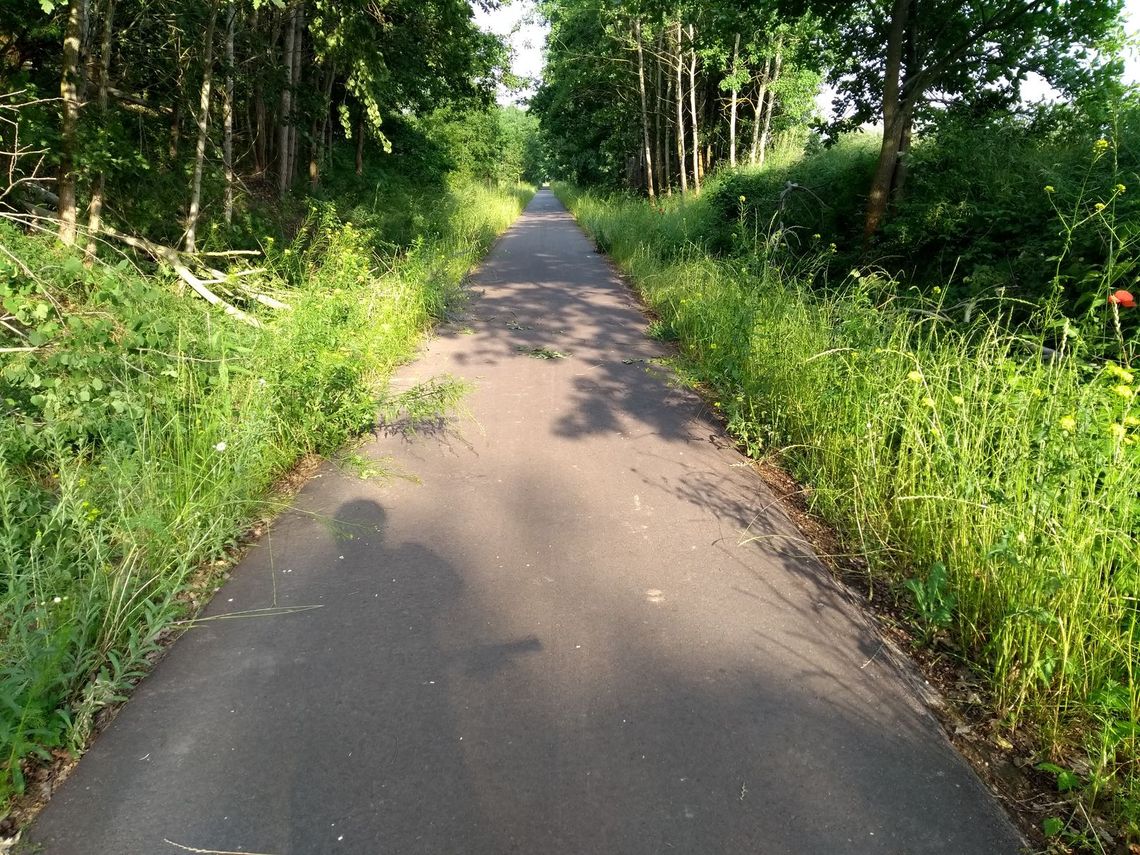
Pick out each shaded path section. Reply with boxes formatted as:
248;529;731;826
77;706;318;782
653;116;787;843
31;189;1023;854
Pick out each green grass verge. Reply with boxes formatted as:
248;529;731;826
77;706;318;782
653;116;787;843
0;178;533;809
556;181;1139;845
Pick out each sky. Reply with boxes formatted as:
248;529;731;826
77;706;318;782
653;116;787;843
474;0;1140;112
472;0;547;105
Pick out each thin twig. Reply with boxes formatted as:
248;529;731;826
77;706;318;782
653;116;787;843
164;839;279;855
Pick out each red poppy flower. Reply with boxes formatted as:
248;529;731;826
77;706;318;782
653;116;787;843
1108;289;1136;308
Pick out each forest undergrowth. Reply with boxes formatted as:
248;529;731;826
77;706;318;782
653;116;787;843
557;162;1140;845
0;164;532;809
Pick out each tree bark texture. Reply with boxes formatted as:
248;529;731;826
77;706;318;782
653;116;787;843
84;0;115;259
277;2;297;195
864;0;911;240
223;1;235;223
674;21;687;193
58;0;86;245
757;35;782;169
687;24;699;194
728;32;740;168
634;18;655;199
749;55;772;165
654;30;665;194
184;3;218;254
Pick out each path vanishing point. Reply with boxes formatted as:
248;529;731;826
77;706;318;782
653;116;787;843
31;189;1024;854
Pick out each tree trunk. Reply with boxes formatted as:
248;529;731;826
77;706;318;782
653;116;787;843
634;18;655;199
184;3;218;254
728;32;740;168
169;32;184;163
355;114;365;175
58;0;85;246
84;0;114;260
687;24;700;194
311;63;335;190
222;1;235;224
663;68;673;194
287;3;304;187
749;55;772;165
674;21;687;193
863;0;911;240
277;2;297;195
654;31;665;194
758;35;782;168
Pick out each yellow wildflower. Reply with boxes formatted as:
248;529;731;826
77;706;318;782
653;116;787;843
1059;415;1077;432
1116;183;1127;194
1111;422;1127;441
1045;185;1055;193
952;395;965;406
1113;384;1134;399
907;370;924;383
1106;363;1134;384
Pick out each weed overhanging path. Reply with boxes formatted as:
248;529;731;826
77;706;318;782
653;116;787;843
30;189;1024;854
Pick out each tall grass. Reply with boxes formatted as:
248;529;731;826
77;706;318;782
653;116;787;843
559;182;1140;836
0;178;533;805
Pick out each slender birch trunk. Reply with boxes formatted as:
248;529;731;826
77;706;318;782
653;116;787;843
277;2;297;195
287;4;304;185
634;18;655;199
311;63;335;190
58;0;86;246
654;31;665;194
728;32;740;168
184;3;218;254
84;0;114;260
757;34;782;169
169;33;184;162
674;21;687;193
663;69;673;194
749;55;772;165
222;1;235;224
687;24;700;194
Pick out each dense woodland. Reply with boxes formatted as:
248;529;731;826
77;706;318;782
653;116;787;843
533;0;1140;847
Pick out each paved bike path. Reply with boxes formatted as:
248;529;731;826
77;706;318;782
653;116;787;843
31;189;1023;854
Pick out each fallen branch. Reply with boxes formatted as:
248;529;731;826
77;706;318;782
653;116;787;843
100;226;262;327
238;286;291;310
201;266;292;310
7;196;273;325
106;87;172;116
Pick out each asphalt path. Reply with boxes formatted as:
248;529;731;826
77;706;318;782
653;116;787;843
30;189;1024;854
